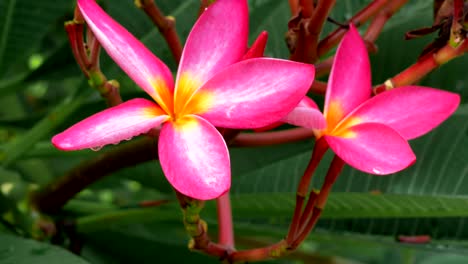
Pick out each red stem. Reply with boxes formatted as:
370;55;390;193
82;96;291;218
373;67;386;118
317;0;389;57
216;192;235;249
310;80;327;94
231;128;315;147
136;0;183;63
64;22;89;77
228;240;288;262
292;155;345;247
374;39;468;94
286;138;328;244
288;0;299;15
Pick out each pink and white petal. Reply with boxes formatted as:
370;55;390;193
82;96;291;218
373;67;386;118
298;96;320;109
159;115;230;200
324;24;371;128
256;97;324;131
198;58;315;129
325;123;416;175
78;0;174;102
281;106;326;129
52;98;168;151
242;31;268;60
347;86;460;140
175;0;248;96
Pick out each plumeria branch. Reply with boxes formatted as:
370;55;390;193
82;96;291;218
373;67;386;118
292;155;345;248
30;137;158;213
135;0;183;62
288;0;299;15
317;0;403;57
373;38;468;94
288;0;337;63
65;6;122;106
286;138;328;245
216;192;235;249
231;128;315;147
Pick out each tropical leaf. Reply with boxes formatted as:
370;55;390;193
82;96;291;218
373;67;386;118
0;234;88;264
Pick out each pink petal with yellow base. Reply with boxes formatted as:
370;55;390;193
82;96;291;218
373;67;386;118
52;99;168;151
324;25;371;128
175;0;248;102
347;86;460;140
199;58;315;129
77;0;174;102
159;115;230;200
325;123;416;175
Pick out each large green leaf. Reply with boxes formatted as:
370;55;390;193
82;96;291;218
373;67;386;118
0;0;73;82
0;234;88;264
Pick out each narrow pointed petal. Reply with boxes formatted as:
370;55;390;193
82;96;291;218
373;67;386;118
282;97;326;129
344;86;460;140
242;31;268;60
324;25;371;128
175;0;248;103
77;0;174;105
52;99;168;151
197;58;314;129
159;115;230;200
325;123;416;175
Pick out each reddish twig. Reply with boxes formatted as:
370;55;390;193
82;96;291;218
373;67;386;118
290;0;337;63
309;80;327;94
288;0;299;15
216;192;235;249
373;38;468;94
317;0;392;57
292;155;345;248
30;137;158;213
286;138;328;244
231;128;315;147
135;0;183;63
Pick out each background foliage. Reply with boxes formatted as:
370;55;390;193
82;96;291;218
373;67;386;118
1;0;468;263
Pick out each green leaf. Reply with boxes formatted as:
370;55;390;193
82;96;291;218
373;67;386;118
0;0;73;81
0;234;88;264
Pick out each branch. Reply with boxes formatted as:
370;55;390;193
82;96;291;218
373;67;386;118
373;38;468;94
135;0;183;63
30;137;158;213
231;128;315;147
317;0;401;57
289;0;337;63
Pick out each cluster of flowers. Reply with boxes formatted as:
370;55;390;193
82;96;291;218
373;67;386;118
53;0;459;200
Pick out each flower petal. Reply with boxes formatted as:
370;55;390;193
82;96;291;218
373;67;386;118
345;86;460;140
325;123;416;175
52;99;168;151
159;115;230;200
175;0;248;103
197;58;314;129
281;97;326;129
77;0;174;109
324;24;371;128
242;31;268;60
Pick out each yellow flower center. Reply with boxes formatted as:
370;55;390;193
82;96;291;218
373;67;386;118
317;99;361;139
151;73;213;123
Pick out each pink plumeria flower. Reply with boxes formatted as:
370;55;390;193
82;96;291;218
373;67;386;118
52;0;318;200
294;25;460;174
